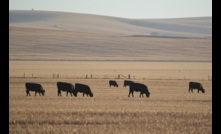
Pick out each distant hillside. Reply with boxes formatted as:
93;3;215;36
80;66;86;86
9;10;212;37
9;10;212;62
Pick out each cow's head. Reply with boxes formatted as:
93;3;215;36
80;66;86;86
41;90;45;96
201;88;205;93
89;92;93;97
72;90;77;97
199;85;205;93
146;92;150;98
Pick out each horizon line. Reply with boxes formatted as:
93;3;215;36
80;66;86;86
9;9;212;20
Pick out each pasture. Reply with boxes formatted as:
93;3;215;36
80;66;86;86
9;61;212;134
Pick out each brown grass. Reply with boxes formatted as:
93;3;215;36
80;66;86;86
9;61;212;134
9;26;212;62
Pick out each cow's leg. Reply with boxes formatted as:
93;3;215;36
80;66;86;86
58;90;61;96
26;91;30;96
132;91;134;97
198;89;199;93
35;92;37;96
26;90;29;96
189;88;193;93
83;93;85;97
189;87;193;93
140;92;144;97
26;90;31;96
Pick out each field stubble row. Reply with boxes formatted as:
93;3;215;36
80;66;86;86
10;77;212;134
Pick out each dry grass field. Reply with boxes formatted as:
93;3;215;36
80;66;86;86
9;61;212;134
9;11;212;134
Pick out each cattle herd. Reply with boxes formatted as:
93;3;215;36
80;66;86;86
25;80;205;97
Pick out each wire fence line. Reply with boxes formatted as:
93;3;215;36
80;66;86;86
9;73;212;81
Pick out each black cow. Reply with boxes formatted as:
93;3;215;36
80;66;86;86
75;83;93;97
25;82;45;96
189;82;205;93
109;80;118;87
57;82;76;96
123;80;134;87
128;82;150;98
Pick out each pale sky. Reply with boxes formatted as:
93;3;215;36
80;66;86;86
9;0;212;19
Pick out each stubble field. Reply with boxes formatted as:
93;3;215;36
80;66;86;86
9;61;212;134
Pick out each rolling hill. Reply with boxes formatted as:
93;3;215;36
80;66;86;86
9;10;212;62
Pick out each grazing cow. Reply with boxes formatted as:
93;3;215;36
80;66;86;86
57;82;76;96
75;83;93;97
123;80;134;87
25;82;45;96
109;80;118;87
189;82;205;93
128;82;150;98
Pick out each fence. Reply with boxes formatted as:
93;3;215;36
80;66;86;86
9;73;212;81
